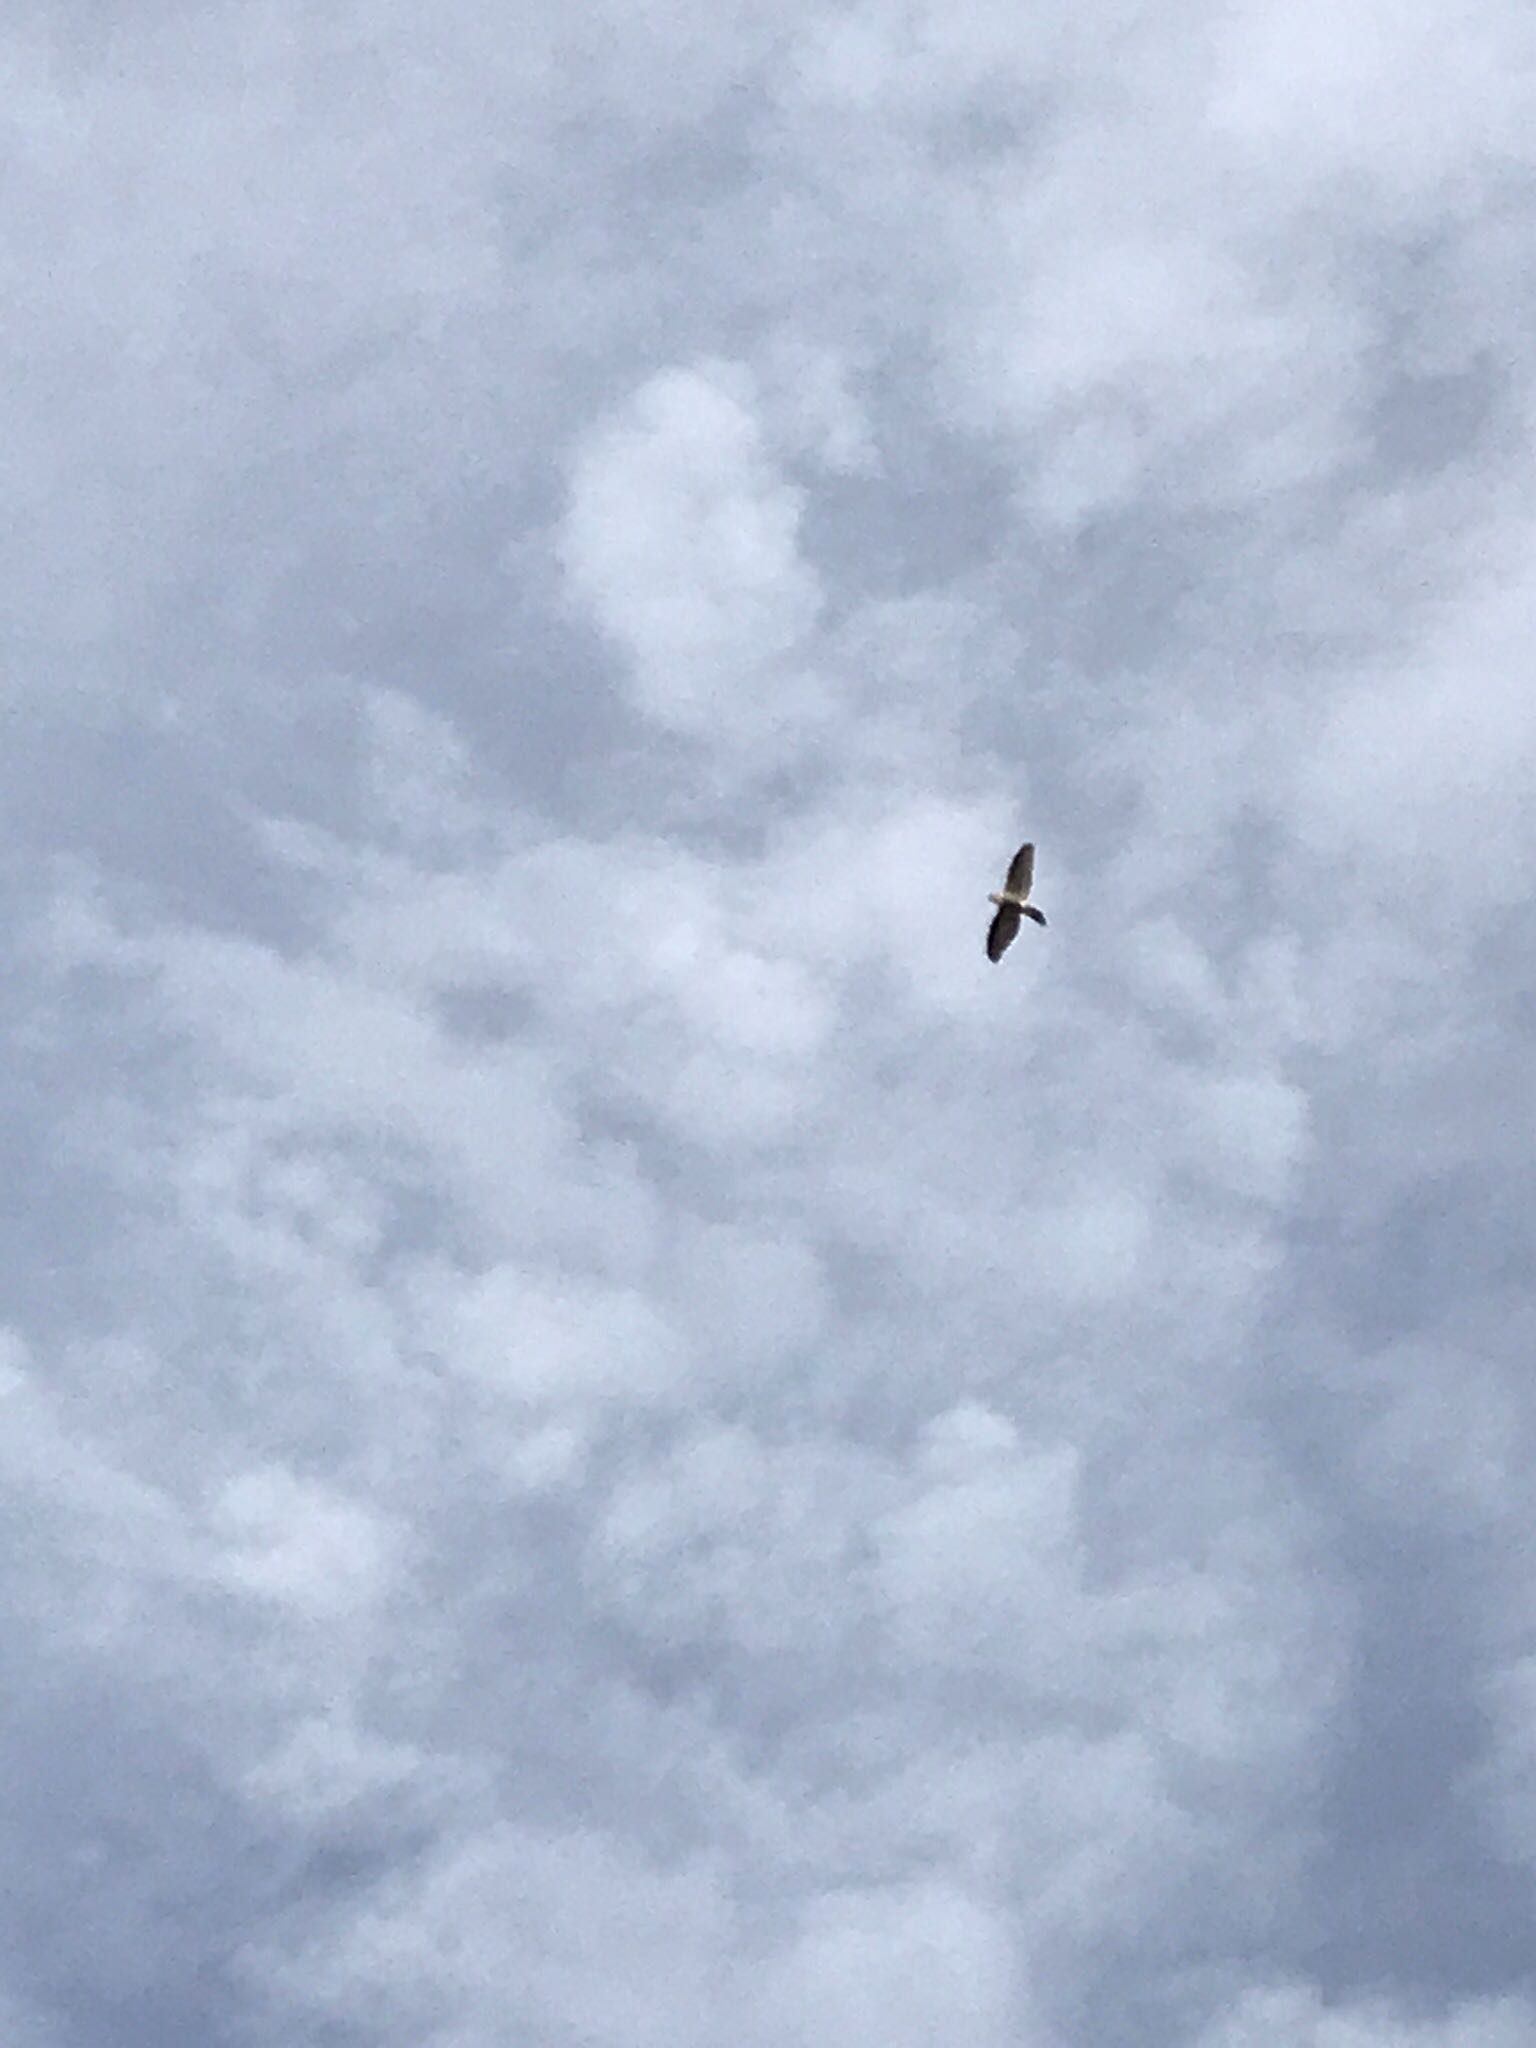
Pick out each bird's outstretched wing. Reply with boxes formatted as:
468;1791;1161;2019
1004;842;1035;897
986;902;1022;961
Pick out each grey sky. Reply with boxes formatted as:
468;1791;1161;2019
5;2;1536;2044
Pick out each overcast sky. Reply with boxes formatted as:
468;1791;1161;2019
5;3;1536;2044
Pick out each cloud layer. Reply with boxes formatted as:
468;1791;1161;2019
5;1;1536;2043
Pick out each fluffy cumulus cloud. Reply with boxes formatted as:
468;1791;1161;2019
561;361;825;738
5;0;1536;2044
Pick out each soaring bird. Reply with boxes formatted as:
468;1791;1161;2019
986;842;1047;961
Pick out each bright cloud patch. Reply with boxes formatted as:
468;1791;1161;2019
562;360;823;738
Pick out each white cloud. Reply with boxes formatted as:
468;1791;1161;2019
561;361;824;738
1296;530;1536;922
436;1263;688;1407
761;1881;1026;2048
953;229;1366;524
208;1465;397;1621
253;1822;741;2048
875;1412;1085;1673
1207;0;1536;207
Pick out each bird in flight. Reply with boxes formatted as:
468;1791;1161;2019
986;842;1047;961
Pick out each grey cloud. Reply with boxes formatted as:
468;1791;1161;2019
5;0;1536;2042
